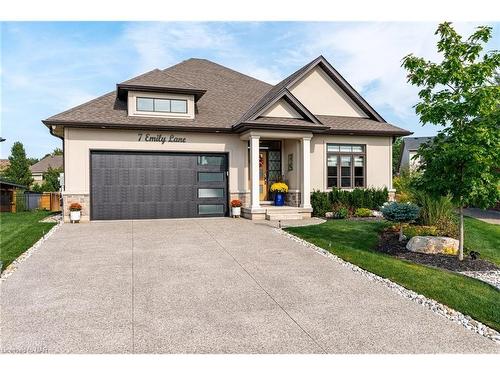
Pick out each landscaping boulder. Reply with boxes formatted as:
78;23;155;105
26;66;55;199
325;212;334;218
406;236;459;255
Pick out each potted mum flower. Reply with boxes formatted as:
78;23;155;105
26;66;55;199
230;199;242;217
270;182;288;206
69;202;82;223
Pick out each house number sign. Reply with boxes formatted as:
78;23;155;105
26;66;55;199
137;133;186;144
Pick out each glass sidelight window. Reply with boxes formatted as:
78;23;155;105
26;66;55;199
327;144;365;188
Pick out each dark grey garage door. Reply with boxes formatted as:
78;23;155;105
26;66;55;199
90;151;228;220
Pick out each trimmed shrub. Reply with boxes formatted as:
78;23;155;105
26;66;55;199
354;208;372;217
311;190;331;217
310;188;388;217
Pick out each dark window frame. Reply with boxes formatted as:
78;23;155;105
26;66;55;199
326;144;366;189
136;97;188;114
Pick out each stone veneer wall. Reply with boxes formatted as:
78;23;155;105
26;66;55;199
285;191;301;207
63;194;90;222
229;192;250;208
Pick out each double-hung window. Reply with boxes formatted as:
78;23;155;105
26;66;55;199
327;144;365;188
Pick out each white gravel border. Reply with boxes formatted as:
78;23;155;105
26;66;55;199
460;270;500;290
276;228;500;344
0;220;63;281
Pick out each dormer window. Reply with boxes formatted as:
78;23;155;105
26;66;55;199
136;97;188;114
127;91;195;119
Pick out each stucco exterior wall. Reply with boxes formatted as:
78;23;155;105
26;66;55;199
310;135;393;191
63;128;393;221
289;67;368;118
63;128;249;196
262;99;302;118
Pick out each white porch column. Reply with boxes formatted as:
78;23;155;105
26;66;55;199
300;137;312;208
249;135;260;209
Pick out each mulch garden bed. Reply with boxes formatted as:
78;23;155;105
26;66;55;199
377;229;499;272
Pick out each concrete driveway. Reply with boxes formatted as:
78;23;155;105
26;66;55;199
1;218;498;354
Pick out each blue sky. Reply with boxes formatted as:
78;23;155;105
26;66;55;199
1;21;499;159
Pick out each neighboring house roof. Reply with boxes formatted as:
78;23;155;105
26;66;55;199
0;159;10;171
43;57;412;137
403;136;435;151
398;136;435;172
0;178;26;189
29;155;63;174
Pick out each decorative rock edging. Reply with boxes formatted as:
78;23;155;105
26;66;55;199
460;270;500;290
276;228;500;344
0;220;63;281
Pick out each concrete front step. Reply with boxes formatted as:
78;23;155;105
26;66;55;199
265;213;304;220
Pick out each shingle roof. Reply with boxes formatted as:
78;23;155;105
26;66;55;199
317;116;411;136
44;58;272;130
30;155;63;173
43;56;411;136
0;159;10;171
120;69;198;89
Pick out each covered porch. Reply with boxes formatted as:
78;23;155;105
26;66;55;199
239;130;313;220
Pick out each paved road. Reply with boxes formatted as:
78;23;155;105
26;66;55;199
1;218;498;353
464;208;500;225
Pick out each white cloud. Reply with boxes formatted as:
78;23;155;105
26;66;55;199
122;22;235;72
283;22;479;118
122;22;284;83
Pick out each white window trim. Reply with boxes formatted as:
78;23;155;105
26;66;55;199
323;140;368;191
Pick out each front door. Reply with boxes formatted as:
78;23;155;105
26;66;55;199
259;151;268;200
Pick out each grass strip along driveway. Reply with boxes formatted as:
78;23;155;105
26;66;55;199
286;219;500;332
0;211;57;271
464;217;500;266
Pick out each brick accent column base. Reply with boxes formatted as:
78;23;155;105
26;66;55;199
63;194;90;222
229;192;250;208
285;191;301;207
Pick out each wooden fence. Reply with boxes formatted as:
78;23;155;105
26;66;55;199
9;191;61;213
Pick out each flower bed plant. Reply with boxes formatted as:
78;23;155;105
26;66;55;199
354;208;373;217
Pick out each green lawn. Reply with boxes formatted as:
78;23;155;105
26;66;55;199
0;211;57;270
286;220;500;331
464;217;500;266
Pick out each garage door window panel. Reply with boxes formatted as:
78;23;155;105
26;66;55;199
198;188;224;198
198;204;225;215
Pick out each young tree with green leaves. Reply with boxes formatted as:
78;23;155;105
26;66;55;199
3;141;34;187
402;22;500;260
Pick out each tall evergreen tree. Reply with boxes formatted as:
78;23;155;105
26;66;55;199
3;141;34;187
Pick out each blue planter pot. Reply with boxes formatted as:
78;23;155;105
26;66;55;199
274;192;285;206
